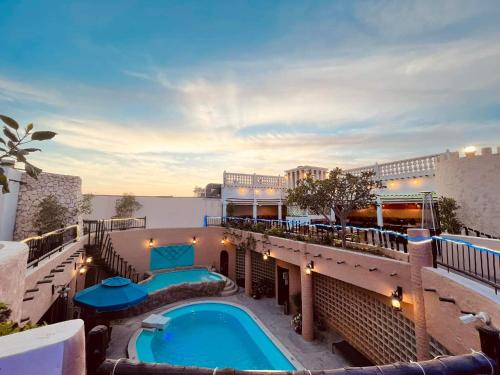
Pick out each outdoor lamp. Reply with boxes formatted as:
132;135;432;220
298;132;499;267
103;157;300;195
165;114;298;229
149;238;154;248
221;236;227;245
192;236;198;244
391;286;403;311
262;249;271;261
85;256;93;264
305;261;314;275
79;266;88;275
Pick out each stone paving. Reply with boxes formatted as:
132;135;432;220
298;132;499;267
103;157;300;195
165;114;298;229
107;290;351;370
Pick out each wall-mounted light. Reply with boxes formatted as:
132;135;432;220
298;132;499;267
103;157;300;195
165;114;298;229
192;236;198;244
305;261;314;275
85;256;93;264
79;266;88;275
149;238;154;248
262;249;271;261
221;236;227;245
391;286;403;311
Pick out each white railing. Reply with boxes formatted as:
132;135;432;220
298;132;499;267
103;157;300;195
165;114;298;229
223;172;286;189
347;154;440;181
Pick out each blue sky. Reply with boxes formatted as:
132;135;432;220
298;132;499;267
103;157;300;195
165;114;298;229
1;0;499;195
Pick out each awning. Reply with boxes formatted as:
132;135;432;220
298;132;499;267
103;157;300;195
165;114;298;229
74;276;148;312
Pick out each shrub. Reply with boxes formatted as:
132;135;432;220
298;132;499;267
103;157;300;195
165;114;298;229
115;193;142;218
32;195;70;234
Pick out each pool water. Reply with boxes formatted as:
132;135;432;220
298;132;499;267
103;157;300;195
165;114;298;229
135;302;297;370
143;269;223;293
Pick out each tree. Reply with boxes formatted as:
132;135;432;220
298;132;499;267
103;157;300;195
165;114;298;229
0;114;56;193
32;195;70;234
79;193;95;216
115;193;142;218
287;168;383;248
437;196;463;234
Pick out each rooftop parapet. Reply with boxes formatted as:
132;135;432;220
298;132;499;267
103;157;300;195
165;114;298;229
223;171;286;189
346;154;441;181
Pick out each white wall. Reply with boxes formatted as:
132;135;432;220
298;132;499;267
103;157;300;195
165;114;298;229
0;167;22;241
0;319;85;375
85;195;222;228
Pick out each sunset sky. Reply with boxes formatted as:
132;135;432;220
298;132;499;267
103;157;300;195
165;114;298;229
1;0;499;196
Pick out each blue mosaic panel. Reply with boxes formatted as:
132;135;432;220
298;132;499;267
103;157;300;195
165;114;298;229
150;244;195;270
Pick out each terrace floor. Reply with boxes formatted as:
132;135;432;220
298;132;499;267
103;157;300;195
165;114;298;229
107;291;351;370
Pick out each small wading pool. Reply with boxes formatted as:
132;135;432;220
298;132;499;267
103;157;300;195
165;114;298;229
131;302;299;370
143;269;223;293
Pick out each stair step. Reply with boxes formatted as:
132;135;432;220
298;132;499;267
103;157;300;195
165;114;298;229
37;279;53;285
23;296;34;302
20;317;30;323
439;297;456;304
25;288;39;293
50;269;65;273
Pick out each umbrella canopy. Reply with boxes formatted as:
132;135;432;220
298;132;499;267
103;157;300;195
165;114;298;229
74;276;148;312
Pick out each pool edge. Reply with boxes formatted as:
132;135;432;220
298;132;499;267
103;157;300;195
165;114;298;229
127;300;304;370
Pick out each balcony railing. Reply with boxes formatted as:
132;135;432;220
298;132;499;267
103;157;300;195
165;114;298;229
206;216;499;293
83;217;147;248
22;225;79;268
347;154;440;181
223;172;286;189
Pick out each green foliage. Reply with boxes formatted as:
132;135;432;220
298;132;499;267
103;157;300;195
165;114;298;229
32;195;70;234
0;114;56;193
264;226;285;237
79;193;94;216
115;193;142;218
287;168;383;248
0;302;42;337
438;196;463;234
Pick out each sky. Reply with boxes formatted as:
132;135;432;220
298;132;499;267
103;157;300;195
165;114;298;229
1;0;499;196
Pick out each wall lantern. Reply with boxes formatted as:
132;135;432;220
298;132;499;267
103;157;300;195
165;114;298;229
192;236;198;244
305;261;314;275
391;286;403;311
262;249;271;261
79;265;88;275
221;236;227;245
85;256;93;264
149;238;154;248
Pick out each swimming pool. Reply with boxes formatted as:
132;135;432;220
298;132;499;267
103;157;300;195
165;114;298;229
131;302;300;370
143;269;223;293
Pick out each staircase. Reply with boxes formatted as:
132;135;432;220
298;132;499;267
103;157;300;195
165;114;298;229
86;232;141;283
220;277;239;297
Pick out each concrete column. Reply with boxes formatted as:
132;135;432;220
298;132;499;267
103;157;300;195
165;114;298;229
278;202;282;221
376;196;383;227
222;200;227;218
252;200;257;221
300;252;314;341
245;247;252;296
408;228;433;361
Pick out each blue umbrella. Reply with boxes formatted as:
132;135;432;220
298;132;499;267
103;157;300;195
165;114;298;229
74;276;148;312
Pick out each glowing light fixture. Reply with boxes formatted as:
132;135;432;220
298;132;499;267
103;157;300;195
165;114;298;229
262;249;271;261
149;238;154;248
464;145;476;154
305;261;314;275
221;236;227;245
192;236;198;244
391;286;403;311
79;266;88;275
85;256;93;264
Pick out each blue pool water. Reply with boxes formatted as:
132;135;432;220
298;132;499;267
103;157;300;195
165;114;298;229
143;269;222;293
135;302;297;370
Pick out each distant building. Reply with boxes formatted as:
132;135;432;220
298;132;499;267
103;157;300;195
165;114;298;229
194;183;221;198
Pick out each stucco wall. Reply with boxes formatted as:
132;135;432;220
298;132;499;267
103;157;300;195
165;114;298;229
86;195;221;228
422;267;500;354
0;319;85;375
108;227;235;280
13;172;82;240
435;148;500;236
0;241;28;322
0;167;22;241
